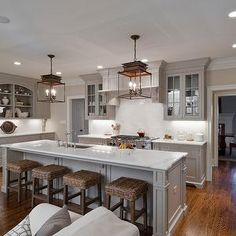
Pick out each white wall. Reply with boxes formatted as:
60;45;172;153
89;99;206;139
0;119;44;135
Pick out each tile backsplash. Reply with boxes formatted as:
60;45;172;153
89;99;207;139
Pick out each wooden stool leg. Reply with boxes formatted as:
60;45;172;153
130;200;135;225
25;171;28;195
6;170;10;198
18;173;22;202
143;193;147;230
63;185;68;205
105;194;111;209
32;178;36;207
120;198;124;219
81;189;86;215
97;183;102;206
47;180;53;204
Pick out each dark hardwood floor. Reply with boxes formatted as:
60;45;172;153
1;161;236;236
174;160;236;236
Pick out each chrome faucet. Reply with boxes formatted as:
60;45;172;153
64;130;76;148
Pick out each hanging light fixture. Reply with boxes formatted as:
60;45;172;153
37;54;65;103
118;35;152;99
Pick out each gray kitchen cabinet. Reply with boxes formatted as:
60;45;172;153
81;73;115;120
163;58;210;120
0;73;50;119
153;142;206;188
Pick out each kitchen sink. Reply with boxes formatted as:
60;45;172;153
67;143;91;149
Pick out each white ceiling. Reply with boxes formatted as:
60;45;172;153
0;0;236;81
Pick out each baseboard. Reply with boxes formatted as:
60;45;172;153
186;177;205;189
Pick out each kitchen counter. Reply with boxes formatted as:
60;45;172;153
0;131;55;138
2;140;186;171
2;140;187;236
152;138;207;146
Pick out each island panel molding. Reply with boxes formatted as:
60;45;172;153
1;140;187;236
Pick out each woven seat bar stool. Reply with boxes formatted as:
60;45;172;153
63;170;102;215
7;159;41;202
32;164;70;207
105;177;148;229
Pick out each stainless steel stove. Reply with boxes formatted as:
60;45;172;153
109;135;157;149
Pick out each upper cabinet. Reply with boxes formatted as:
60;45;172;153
0;73;50;119
163;58;210;120
81;73;115;120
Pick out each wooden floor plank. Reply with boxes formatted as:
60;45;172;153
1;160;236;236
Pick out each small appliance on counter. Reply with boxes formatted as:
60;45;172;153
176;132;186;141
195;132;204;142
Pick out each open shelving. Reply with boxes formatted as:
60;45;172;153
0;83;33;119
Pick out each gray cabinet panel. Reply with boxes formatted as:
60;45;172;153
153;142;206;188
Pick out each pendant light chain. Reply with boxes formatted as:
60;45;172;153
134;38;137;61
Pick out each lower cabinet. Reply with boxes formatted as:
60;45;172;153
153;142;206;188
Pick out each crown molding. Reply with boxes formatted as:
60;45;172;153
208;56;236;71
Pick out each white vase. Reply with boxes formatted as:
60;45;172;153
2;96;9;105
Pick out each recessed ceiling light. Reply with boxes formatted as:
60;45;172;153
228;11;236;18
232;44;236;48
141;58;148;63
14;61;21;66
56;71;62;75
97;65;103;69
0;16;10;24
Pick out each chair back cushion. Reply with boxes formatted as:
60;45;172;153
29;203;81;236
54;206;139;236
35;206;71;236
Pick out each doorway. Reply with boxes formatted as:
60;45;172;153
218;95;236;162
67;96;88;142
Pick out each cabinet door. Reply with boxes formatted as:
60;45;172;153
98;83;107;117
165;75;182;119
87;84;96;118
183;72;201;119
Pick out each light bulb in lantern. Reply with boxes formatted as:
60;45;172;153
129;81;133;89
51;89;56;97
45;89;50;97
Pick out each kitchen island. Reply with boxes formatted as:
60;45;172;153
1;140;187;236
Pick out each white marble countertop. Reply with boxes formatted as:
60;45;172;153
152;139;207;146
2;140;187;171
77;134;113;139
0;131;55;138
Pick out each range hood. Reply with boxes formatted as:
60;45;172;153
98;60;166;105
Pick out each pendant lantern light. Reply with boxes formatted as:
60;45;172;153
118;35;152;99
37;54;65;103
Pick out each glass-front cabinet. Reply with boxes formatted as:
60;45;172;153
164;58;209;120
83;74;115;120
184;73;199;117
165;71;204;120
167;75;181;119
